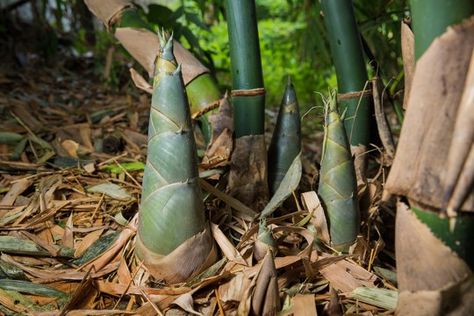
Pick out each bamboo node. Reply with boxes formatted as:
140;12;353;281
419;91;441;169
191;99;222;120
231;88;266;97
337;89;372;101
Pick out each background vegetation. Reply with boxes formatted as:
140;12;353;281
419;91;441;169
1;0;409;111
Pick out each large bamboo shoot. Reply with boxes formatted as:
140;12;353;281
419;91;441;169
136;35;216;283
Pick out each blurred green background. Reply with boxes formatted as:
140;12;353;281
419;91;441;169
133;0;409;110
1;0;409;110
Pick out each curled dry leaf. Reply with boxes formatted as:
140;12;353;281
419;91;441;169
351;144;367;190
319;257;377;293
0;178;32;206
218;271;252;303
85;0;208;83
201;128;233;169
401;20;415;109
172;293;203;316
372;77;395;162
60;270;96;314
61;139;80;158
260;153;302;218
74;229;104;258
251;250;280;316
210;223;247;266
61;213;74;249
82;225;135;272
301;191;330;245
253;220;276;262
324;287;343;316
129;68;153;94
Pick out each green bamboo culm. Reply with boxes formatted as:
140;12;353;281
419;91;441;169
186;75;222;143
136;34;214;282
84;0;221;144
410;0;474;59
320;0;370;149
409;0;474;269
318;92;359;250
268;78;301;195
225;0;265;137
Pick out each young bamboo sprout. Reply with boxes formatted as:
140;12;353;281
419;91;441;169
268;78;301;196
318;92;359;251
253;219;276;261
136;34;216;283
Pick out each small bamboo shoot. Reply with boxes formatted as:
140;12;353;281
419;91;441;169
318;92;359;250
268;78;301;196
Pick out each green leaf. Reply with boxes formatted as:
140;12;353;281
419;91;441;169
11;138;27;161
181;26;204;54
350;287;398;310
0;132;24;145
0;279;67;298
73;232;119;266
87;183;132;201
0;260;28;281
185;12;209;30
0;236;73;258
260;153;302;218
146;4;174;27
169;5;185;23
102;161;145;174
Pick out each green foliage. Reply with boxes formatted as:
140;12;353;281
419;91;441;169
20;0;408;113
142;0;408;112
182;1;334;108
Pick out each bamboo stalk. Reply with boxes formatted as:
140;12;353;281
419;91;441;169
136;35;215;283
410;0;474;59
225;0;269;210
225;0;265;137
320;0;371;151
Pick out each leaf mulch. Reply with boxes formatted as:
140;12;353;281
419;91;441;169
0;58;397;315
